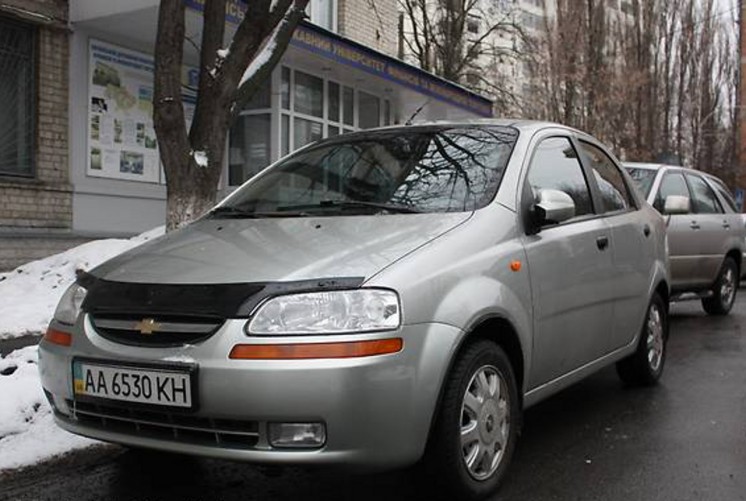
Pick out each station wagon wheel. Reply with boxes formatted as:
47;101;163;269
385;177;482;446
702;257;738;316
422;341;519;501
617;292;668;386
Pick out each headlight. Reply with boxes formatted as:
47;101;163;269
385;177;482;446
53;283;87;326
247;289;401;335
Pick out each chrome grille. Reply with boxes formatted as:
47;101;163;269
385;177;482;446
90;314;223;347
66;400;259;449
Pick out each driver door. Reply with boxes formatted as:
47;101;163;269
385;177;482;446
521;136;615;389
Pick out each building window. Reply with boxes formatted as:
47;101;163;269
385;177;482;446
358;92;380;129
229;66;390;186
0;19;35;177
467;16;480;34
308;0;337;31
294;71;324;118
228;78;272;185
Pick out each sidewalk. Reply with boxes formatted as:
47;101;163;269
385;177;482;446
0;334;42;357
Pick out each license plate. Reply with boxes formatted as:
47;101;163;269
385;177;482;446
73;361;194;408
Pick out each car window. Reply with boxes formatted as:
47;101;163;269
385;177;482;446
220;126;518;215
527;137;594;217
579;141;635;213
625;167;657;198
654;172;689;213
686;174;723;214
707;177;738;212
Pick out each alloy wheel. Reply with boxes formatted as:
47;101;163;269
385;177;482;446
460;365;510;481
720;266;736;309
646;303;664;372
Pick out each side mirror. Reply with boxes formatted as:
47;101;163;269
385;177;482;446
534;189;576;226
663;195;690;215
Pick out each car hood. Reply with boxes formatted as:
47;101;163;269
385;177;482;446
89;213;471;284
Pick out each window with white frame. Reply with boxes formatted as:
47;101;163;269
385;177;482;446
280;66;391;155
308;0;337;31
228;78;272;186
228;66;393;187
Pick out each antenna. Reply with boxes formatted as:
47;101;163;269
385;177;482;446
405;99;430;125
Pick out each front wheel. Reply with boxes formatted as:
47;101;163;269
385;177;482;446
422;341;520;501
616;292;667;386
702;257;738;316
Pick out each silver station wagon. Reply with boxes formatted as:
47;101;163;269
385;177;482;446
625;162;744;315
39;121;669;500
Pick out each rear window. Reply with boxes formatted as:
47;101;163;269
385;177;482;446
707;177;738;212
625;168;657;198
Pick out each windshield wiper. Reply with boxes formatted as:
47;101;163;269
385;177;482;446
278;200;422;214
209;206;309;218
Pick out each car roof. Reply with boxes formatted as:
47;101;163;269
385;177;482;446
377;119;592;137
623;162;730;184
622;162;683;171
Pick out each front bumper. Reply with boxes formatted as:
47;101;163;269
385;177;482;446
38;315;461;469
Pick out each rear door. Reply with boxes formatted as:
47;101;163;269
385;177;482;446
577;140;653;351
652;170;700;289
521;136;615;388
685;173;728;284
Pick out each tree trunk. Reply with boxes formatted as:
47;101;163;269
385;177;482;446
153;0;308;231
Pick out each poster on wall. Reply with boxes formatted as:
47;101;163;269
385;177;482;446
87;40;197;183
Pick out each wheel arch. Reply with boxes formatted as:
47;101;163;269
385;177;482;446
425;314;526;448
655;279;670;313
725;249;741;275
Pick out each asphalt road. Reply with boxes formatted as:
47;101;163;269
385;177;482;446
2;296;745;501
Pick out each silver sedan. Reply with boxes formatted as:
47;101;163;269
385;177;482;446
40;121;669;500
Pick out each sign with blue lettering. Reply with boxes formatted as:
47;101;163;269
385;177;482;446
290;24;494;117
184;0;248;24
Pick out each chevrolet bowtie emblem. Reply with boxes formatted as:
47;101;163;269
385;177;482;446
133;318;161;335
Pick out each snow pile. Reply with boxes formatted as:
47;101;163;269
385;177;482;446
0;346;96;471
192;149;208;168
0;226;164;340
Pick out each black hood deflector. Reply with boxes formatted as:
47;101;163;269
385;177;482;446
77;272;364;319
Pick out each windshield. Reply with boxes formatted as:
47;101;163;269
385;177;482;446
625;167;657;198
216;126;517;217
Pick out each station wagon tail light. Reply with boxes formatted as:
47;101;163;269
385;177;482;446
53;283;87;326
229;338;403;360
43;328;72;347
247;289;401;335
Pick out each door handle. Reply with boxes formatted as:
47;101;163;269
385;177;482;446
723;220;730;229
596;236;609;250
643;224;651;237
690;221;700;230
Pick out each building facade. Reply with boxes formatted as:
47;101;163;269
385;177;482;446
0;0;492;270
0;0;91;270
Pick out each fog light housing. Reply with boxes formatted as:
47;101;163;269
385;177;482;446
268;422;326;448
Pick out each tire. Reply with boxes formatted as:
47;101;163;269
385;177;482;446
616;292;667;386
702;257;738;316
422;340;520;501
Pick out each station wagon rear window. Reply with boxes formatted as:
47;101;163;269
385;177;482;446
625;167;657;198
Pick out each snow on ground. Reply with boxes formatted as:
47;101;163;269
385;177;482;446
0;345;96;471
0;226;164;340
0;227;165;471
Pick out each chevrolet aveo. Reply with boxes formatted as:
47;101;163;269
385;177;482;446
39;121;669;500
